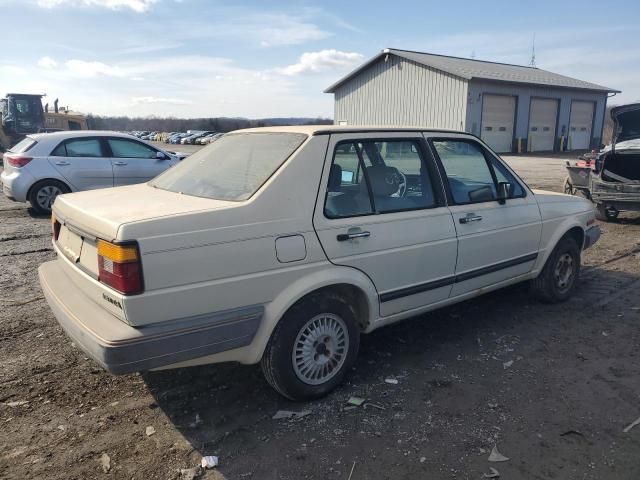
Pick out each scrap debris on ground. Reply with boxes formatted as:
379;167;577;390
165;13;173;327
2;157;640;479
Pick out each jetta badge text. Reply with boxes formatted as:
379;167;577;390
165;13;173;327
103;293;123;310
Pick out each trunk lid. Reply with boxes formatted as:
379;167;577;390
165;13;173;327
611;103;640;145
53;183;235;241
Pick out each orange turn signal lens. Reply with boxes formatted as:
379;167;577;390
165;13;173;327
97;240;139;263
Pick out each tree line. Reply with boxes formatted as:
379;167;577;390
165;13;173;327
86;115;333;133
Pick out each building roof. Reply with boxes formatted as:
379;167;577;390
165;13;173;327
325;48;620;94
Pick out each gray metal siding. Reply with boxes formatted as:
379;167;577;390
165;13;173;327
466;80;608;149
333;57;468;130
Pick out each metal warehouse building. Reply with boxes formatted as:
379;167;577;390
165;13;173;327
325;48;620;153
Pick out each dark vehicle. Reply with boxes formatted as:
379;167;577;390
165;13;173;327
591;104;640;221
0;93;45;151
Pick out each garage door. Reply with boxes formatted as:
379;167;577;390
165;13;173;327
569;101;594;150
481;95;515;153
529;98;558;152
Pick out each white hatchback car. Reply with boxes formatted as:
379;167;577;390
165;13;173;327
1;131;183;214
39;126;600;400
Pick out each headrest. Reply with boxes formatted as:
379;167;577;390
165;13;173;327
328;164;342;192
365;165;400;196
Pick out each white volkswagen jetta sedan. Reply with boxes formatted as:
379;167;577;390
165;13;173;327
1;131;184;214
39;126;600;400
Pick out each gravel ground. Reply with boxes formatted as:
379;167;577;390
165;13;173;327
2;153;640;480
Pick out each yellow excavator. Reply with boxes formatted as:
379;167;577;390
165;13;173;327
1;93;87;152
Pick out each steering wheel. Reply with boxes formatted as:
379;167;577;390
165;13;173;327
391;169;407;198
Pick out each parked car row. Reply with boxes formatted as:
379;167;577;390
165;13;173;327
1;130;186;214
128;130;224;145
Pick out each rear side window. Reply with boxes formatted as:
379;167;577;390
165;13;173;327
108;138;157;159
9;137;37;153
325;139;437;218
64;138;104;158
51;142;67;156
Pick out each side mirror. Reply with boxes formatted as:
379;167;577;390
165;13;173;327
156;151;169;160
497;181;511;204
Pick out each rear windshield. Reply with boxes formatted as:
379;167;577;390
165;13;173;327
150;132;307;201
9;137;37;153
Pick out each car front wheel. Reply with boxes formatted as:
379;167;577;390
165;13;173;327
261;292;360;401
531;236;581;303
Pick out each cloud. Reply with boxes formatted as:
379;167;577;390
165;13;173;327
178;12;332;48
256;16;330;47
65;59;125;77
37;56;58;68
276;49;364;76
36;0;158;12
131;96;193;105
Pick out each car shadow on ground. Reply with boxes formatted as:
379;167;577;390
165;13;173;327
141;264;640;475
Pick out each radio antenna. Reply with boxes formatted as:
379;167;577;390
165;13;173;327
529;33;537;67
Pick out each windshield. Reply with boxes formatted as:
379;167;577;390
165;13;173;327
151;132;307;201
617;109;640;142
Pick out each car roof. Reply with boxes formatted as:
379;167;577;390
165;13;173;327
28;130;140;141
233;125;465;136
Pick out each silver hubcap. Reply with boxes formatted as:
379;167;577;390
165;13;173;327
292;314;349;385
554;253;575;292
36;185;62;210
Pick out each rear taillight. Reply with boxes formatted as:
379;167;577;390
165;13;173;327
5;155;33;167
51;214;61;241
97;240;143;295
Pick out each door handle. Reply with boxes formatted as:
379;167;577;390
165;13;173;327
54;161;70;166
459;214;483;224
113;161;128;166
336;231;371;241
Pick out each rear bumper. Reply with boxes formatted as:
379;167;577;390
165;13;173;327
39;260;263;374
1;168;33;202
584;225;601;250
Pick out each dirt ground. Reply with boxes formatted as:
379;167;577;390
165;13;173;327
2;153;640;480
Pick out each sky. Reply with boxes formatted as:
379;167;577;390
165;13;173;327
0;0;638;119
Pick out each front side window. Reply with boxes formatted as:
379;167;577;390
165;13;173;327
432;140;497;204
151;132;307;201
15;99;30;114
64;138;104;158
432;139;525;204
108;138;157;159
324;139;436;218
489;157;525;198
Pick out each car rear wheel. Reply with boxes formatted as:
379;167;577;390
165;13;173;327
531;236;581;303
28;180;70;215
261;292;360;401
